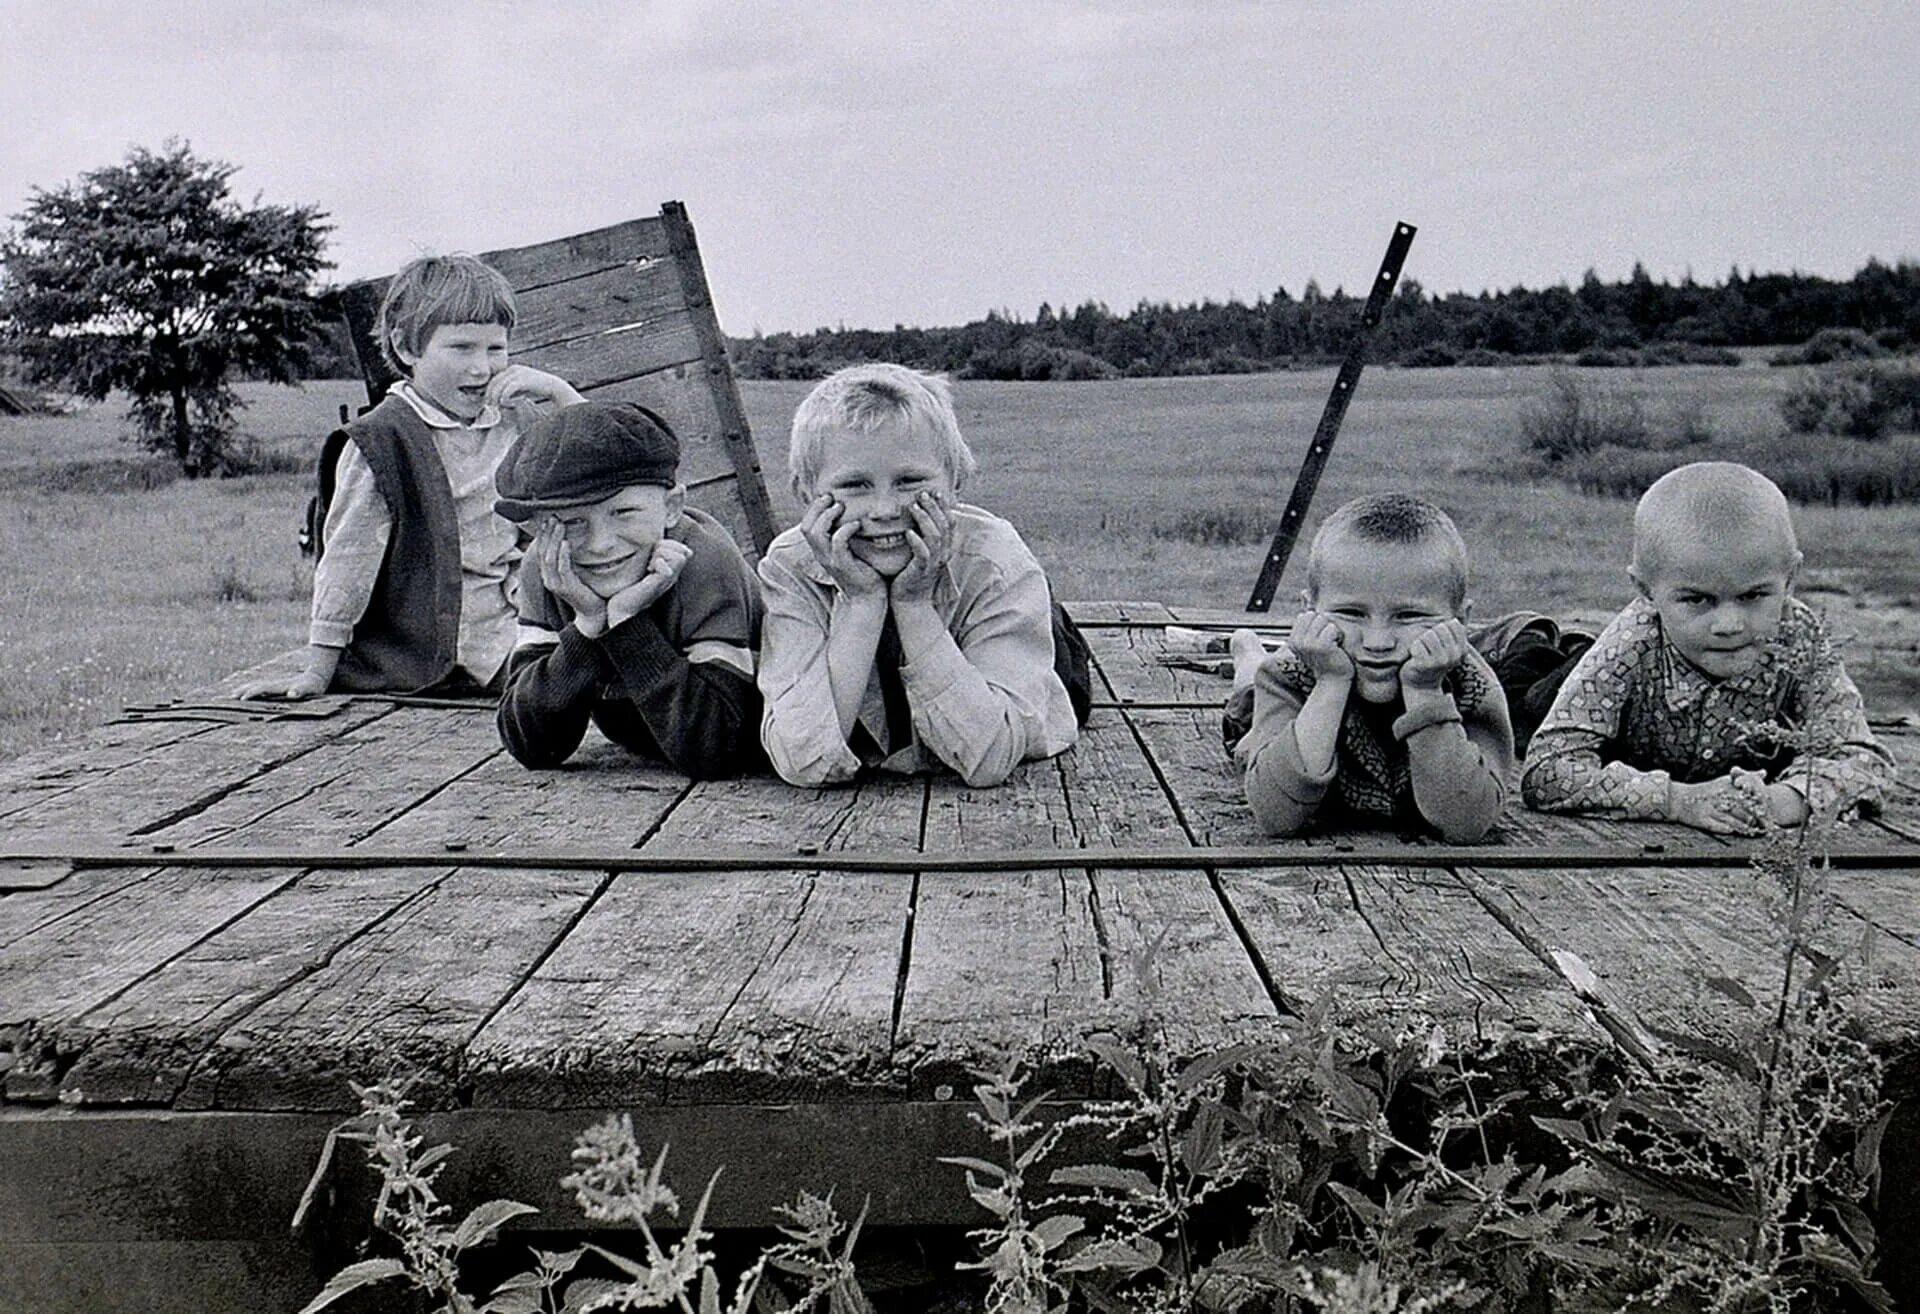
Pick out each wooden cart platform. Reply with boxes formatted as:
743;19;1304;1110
4;602;1918;1311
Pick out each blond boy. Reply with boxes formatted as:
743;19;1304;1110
1521;461;1893;833
757;364;1080;787
249;255;583;698
1227;494;1514;841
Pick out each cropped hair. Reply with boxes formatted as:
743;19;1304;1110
788;363;978;498
1631;461;1798;582
378;255;517;375
1306;493;1470;609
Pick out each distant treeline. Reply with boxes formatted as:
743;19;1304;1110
726;260;1920;381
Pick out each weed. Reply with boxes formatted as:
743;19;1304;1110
1518;369;1651;460
212;557;260;603
1155;506;1271;546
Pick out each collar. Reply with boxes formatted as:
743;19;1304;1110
392;380;500;431
1659;631;1783;712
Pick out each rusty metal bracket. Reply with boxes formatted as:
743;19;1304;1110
1246;221;1418;611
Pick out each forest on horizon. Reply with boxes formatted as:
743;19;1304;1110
725;258;1920;381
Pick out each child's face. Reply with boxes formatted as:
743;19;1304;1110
1308;537;1463;704
1637;524;1796;680
397;322;510;422
811;417;954;578
550;484;684;599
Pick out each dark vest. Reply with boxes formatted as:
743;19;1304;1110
328;395;465;693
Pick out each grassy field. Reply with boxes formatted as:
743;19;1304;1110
3;364;1917;763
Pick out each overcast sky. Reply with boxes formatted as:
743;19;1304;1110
5;0;1915;334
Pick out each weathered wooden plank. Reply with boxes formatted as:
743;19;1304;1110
80;734;696;1110
51;866;452;1106
468;775;925;1105
0;1240;324;1314
1124;706;1274;847
513;310;704;393
1065;600;1176;626
0;719;220;823
0;703;394;844
482;215;675;289
139;707;500;850
1493;800;1733;855
1166;606;1293;632
577;369;740;484
1082;620;1227;705
509;256;688;353
2;867;309;1100
1460;864;1920;1069
174;864;604;1111
367;735;691;849
1216;863;1588;1044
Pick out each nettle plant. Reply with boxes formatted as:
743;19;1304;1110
304;775;1893;1314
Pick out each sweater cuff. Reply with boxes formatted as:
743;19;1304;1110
599;614;680;689
1392;701;1464;741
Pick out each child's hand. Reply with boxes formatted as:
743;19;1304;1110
1400;619;1471;691
486;365;584;411
238;645;338;700
1290;609;1354;684
890;492;953;604
533;519;610;637
606;538;693;630
800;494;886;598
1669;775;1769;836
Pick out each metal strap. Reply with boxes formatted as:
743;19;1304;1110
1246;221;1418;611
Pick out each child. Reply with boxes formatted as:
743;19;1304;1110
248;254;583;698
757;363;1081;787
1225;493;1514;841
492;401;764;776
1521;461;1893;833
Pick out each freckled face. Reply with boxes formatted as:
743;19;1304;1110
1640;526;1796;680
812;419;954;577
1310;539;1462;703
397;322;509;422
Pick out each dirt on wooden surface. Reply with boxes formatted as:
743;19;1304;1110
1800;579;1920;721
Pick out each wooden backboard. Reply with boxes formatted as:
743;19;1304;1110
337;203;776;555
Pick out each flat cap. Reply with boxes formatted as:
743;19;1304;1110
494;402;681;521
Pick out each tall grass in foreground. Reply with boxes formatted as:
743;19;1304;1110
4;369;1919;764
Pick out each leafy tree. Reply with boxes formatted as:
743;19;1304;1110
0;141;331;475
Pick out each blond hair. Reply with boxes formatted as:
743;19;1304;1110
788;363;978;498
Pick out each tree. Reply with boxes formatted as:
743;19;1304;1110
0;141;330;475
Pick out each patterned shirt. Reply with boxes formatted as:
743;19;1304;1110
1520;595;1894;821
1234;643;1514;840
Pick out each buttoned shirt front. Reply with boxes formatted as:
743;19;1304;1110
1521;594;1893;820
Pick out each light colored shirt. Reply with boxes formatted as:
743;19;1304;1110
757;503;1079;787
1521;594;1894;821
310;383;527;685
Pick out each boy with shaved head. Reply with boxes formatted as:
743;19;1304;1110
1522;461;1893;833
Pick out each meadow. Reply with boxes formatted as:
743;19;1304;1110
3;362;1917;763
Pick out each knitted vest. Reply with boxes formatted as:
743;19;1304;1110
329;395;465;693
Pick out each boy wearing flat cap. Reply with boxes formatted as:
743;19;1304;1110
493;401;765;776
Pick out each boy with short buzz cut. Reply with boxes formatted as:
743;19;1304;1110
757;362;1083;788
1522;461;1893;833
247;253;584;699
1225;493;1515;841
492;401;764;777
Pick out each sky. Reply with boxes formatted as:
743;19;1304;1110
4;0;1916;335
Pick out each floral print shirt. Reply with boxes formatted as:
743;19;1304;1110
1521;595;1893;821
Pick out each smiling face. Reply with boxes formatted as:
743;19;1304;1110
1309;535;1465;703
1636;523;1797;680
396;322;510;422
552;484;684;599
811;417;954;578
